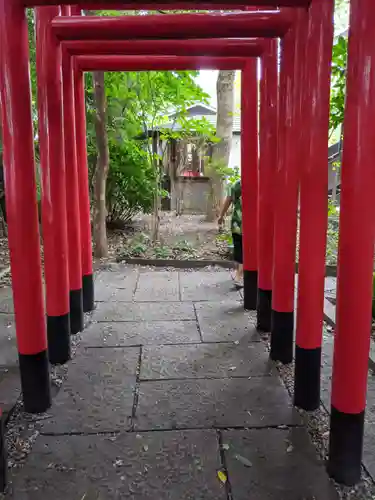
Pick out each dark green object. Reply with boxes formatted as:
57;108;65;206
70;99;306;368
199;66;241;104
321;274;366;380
229;179;242;235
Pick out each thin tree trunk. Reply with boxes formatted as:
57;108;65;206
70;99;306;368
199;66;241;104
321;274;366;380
92;70;110;258
206;70;236;222
169;139;178;213
151;133;160;242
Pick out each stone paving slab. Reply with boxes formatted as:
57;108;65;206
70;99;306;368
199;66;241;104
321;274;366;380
8;430;226;500
195;300;259;343
39;348;139;434
223;428;338;500
0;368;20;418
93;301;196;322
140;343;275;380
95;285;137;303
180;270;240;302
96;267;139;288
134;271;179;302
0;314;17;368
135;378;301;430
0;288;14;314
95;269;139;302
81;320;201;347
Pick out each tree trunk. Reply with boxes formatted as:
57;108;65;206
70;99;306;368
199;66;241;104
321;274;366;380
206;70;236;222
92;70;110;258
151;133;160;242
169;139;178;213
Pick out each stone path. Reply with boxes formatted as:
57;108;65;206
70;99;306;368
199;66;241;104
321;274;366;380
2;266;337;499
0;286;20;421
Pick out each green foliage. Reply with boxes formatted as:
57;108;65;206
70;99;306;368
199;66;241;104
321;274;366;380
328;199;339;217
205;158;233;180
172;239;194;254
106;139;155;223
21;9;232;229
83;61;210;224
154;244;172;259
129;241;147;257
326;216;339;265
330;35;348;137
216;230;233;247
226;166;240;186
23;7;211;227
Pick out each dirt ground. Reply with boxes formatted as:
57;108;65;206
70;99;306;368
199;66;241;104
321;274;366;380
0;212;232;288
107;212;231;263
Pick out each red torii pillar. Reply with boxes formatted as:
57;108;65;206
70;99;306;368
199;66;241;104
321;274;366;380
241;59;259;310
0;107;6;499
270;14;300;364
35;6;71;362
0;0;51;412
71;5;95;312
294;0;334;410
61;5;84;333
328;0;375;485
257;40;278;331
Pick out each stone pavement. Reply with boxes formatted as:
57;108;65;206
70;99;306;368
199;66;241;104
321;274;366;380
0;286;21;421
1;266;338;499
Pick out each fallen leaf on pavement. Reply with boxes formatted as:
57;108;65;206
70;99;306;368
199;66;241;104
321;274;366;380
217;470;227;484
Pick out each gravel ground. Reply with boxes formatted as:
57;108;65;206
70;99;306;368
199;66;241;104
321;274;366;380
0;236;9;275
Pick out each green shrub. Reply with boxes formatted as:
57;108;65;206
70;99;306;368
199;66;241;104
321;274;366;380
106;139;155;224
154;245;172;259
173;239;194;253
372;272;375;318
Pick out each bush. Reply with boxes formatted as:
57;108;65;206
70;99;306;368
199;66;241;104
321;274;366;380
372;273;375;318
106;139;155;225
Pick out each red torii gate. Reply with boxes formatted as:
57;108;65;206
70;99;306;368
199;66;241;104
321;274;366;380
63;38;266;56
34;6;289;376
0;0;374;489
51;8;292;359
74;54;248;70
34;9;281;371
19;0;311;5
51;11;292;39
